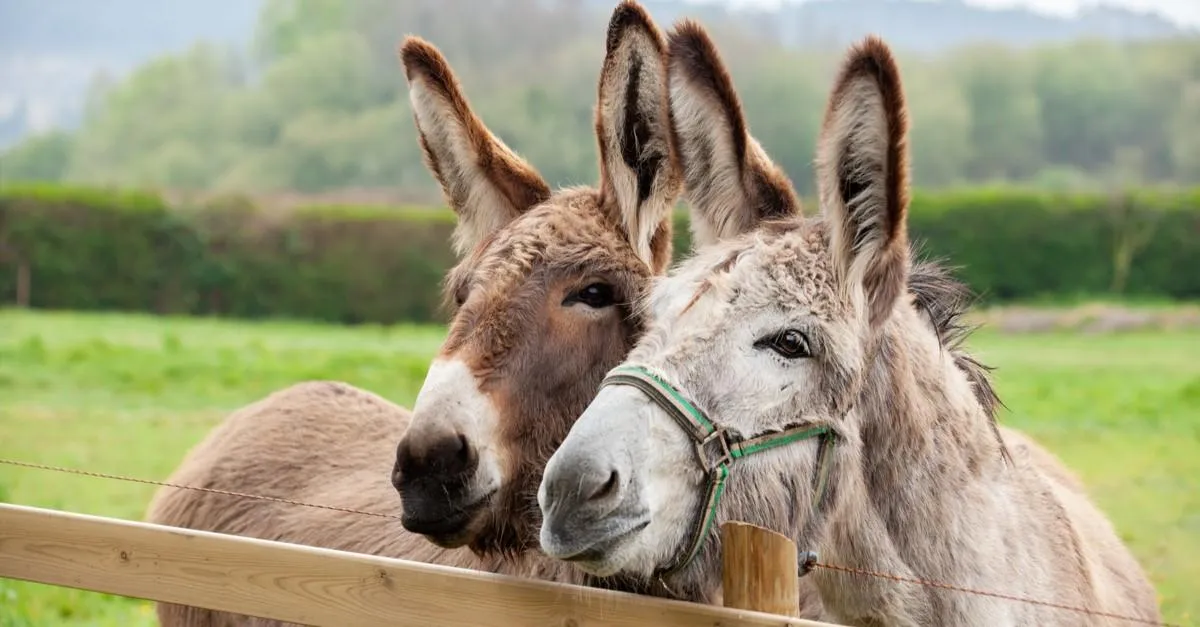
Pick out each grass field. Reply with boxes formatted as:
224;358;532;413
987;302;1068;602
1;308;1197;626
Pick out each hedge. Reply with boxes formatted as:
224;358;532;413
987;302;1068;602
904;187;1200;302
1;184;1197;325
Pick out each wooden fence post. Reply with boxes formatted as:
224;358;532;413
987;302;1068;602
721;521;800;618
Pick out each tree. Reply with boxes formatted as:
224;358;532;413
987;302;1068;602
0;130;73;183
66;43;246;190
904;62;972;188
1033;43;1147;174
1171;82;1200;182
261;32;376;118
951;46;1044;182
254;0;352;63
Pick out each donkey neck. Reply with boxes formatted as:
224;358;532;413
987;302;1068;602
813;307;1010;624
860;308;1005;516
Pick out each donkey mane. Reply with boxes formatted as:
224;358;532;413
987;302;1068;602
907;250;1010;461
907;256;1000;418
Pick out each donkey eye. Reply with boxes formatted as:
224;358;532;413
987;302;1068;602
454;284;470;307
564;283;616;309
755;329;812;359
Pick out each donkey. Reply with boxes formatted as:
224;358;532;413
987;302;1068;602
146;3;828;624
537;24;1162;627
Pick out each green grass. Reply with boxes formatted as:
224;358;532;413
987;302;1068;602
1;309;1197;626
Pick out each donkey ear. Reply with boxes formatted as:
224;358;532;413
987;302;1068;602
399;37;551;257
594;1;681;272
667;20;800;249
815;36;911;328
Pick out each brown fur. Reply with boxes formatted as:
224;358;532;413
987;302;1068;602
389;0;679;556
147;382;584;626
542;25;1161;626
398;37;551;256
145;3;823;624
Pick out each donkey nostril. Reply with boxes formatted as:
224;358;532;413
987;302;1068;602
394;439;413;477
588;469;620;502
455;433;472;463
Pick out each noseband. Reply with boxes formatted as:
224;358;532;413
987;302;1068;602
599;364;836;579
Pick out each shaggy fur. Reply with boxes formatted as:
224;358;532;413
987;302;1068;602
145;3;820;624
539;24;1161;627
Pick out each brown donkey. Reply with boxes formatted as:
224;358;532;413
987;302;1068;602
383;0;679;565
147;3;832;624
539;23;1162;627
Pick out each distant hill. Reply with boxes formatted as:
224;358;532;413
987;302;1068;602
0;0;1194;148
0;0;261;62
766;0;1191;52
0;0;262;147
614;0;1191;51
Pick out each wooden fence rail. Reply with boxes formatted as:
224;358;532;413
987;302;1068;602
0;503;840;627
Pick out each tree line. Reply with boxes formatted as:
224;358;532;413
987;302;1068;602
2;0;1198;198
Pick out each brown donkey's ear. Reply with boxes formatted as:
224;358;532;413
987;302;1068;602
815;35;911;328
666;19;800;249
399;37;551;257
594;1;681;273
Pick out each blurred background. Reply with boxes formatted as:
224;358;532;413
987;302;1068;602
0;0;1197;625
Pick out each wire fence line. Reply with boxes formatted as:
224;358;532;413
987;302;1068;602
0;457;1178;627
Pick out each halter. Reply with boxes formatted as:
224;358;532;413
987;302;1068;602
599;364;837;578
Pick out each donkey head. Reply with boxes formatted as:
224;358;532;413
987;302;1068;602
539;24;920;582
392;1;681;554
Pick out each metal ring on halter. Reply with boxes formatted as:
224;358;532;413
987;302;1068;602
799;550;819;577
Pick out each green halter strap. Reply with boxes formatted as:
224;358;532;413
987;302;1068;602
599;364;836;578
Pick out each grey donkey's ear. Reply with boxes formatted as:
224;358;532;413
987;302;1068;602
666;19;800;249
815;35;911;328
400;37;551;258
594;0;681;273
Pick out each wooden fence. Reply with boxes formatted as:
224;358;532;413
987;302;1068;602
0;503;841;626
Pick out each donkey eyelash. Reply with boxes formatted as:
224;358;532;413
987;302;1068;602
753;328;817;360
454;283;470;307
562;282;621;308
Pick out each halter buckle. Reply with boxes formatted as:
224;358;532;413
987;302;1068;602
694;427;733;474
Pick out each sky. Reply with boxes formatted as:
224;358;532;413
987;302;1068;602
710;0;1200;28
